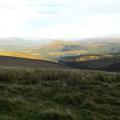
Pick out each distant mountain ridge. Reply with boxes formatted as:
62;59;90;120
29;37;120;61
0;37;120;71
0;37;49;60
0;37;48;51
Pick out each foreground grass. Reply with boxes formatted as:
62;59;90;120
0;68;120;120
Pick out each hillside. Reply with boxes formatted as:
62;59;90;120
0;37;120;62
59;53;120;72
30;40;87;61
0;50;41;60
0;38;45;51
0;37;120;71
29;38;120;61
0;68;120;120
0;55;65;69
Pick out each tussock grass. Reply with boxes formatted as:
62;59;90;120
0;68;120;120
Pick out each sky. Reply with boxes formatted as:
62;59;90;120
0;0;120;40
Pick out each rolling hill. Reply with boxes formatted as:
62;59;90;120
0;38;120;120
29;37;120;61
30;40;88;61
0;37;120;62
59;53;120;72
0;37;47;51
27;37;120;72
0;50;40;60
0;37;120;71
0;55;65;69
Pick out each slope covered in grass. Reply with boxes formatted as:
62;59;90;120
0;55;65;69
0;68;120;120
0;50;40;60
59;53;120;72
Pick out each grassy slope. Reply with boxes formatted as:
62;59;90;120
0;68;120;120
0;55;65;69
0;50;40;60
59;53;120;72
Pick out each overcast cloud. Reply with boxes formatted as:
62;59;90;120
0;0;119;39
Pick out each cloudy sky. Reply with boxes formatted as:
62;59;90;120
0;0;120;39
